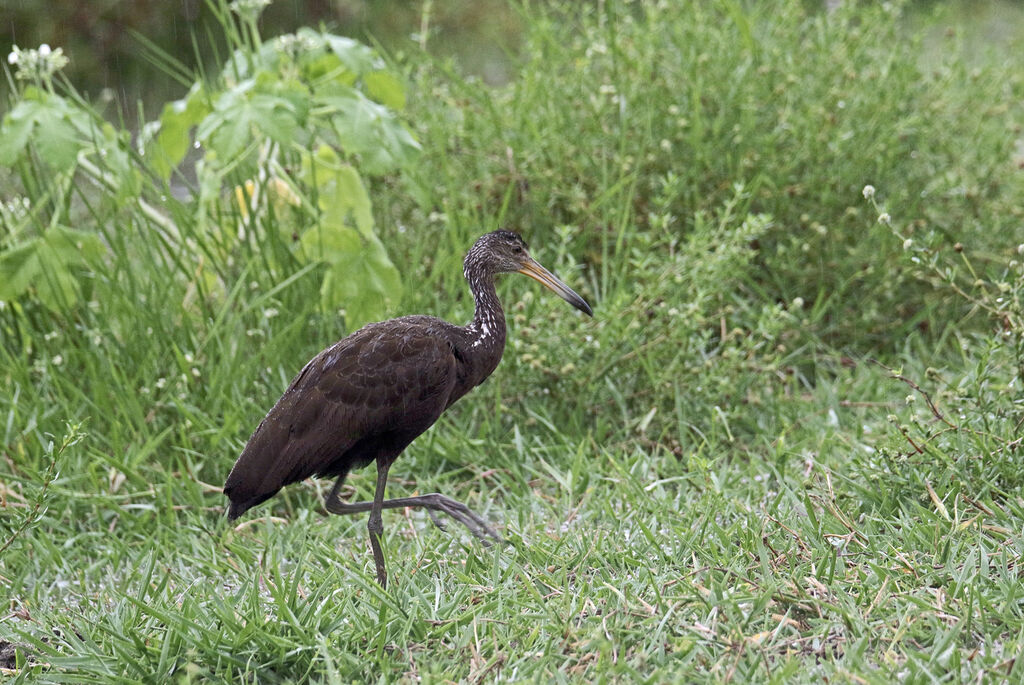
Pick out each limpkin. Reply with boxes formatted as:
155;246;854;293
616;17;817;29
224;230;592;587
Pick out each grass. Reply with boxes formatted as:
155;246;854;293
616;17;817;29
2;0;1024;682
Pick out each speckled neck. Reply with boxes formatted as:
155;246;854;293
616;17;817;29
463;251;507;352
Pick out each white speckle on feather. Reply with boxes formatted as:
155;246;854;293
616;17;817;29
471;321;492;348
482;321;490;336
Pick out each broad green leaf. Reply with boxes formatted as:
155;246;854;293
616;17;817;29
320;32;378;76
0;101;45;165
297;222;402;329
303;52;357;88
250;93;302;145
152;82;210;180
0;94;82;168
320;236;402;328
299;147;374;237
35;134;81;170
298;221;361;260
220;48;257;83
36;227;105;311
89;122;142;202
196;80;254;158
363;118;420;175
320;92;421;175
364;71;406;111
0;227;102;312
308;143;342;174
33;261;80;312
323;166;374;239
36;94;88;170
42;226;106;264
197;79;303;159
0;239;43;301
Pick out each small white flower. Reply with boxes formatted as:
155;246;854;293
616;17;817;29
156;377;167;389
275;34;299;54
862;185;875;199
184;353;194;363
191;367;201;378
1017;244;1024;255
905;394;915;404
877;212;891;224
902;238;913;250
52;354;64;366
10;44;68;81
263;307;279;319
792;297;805;309
230;0;271;20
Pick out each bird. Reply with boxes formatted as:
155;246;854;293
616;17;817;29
223;230;592;587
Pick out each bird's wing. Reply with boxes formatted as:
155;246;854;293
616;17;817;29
224;321;458;518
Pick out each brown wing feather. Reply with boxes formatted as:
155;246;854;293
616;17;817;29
224;319;458;518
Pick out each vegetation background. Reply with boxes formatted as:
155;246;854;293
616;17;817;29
1;0;1023;681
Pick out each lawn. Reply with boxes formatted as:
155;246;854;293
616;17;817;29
2;1;1023;682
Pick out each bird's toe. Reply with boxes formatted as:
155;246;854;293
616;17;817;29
426;508;448;531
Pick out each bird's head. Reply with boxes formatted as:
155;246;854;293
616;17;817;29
467;230;593;316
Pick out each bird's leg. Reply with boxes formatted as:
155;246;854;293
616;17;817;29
367;459;390;588
323;468;392;587
325;478;503;545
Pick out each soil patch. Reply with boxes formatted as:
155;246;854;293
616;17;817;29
0;640;18;669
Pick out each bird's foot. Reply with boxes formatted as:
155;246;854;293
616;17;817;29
426;508;448;532
420;493;504;545
324;493;351;515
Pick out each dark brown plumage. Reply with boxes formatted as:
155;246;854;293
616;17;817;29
223;230;592;587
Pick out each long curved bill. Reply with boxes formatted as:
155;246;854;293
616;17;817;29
518;258;593;317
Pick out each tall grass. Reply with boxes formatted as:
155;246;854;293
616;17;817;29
395;1;1022;346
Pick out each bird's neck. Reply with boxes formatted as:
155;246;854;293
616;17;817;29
464;268;507;353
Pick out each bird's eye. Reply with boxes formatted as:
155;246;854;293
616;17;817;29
512;246;523;254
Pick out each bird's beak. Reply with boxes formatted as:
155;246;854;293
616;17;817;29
517;258;593;317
